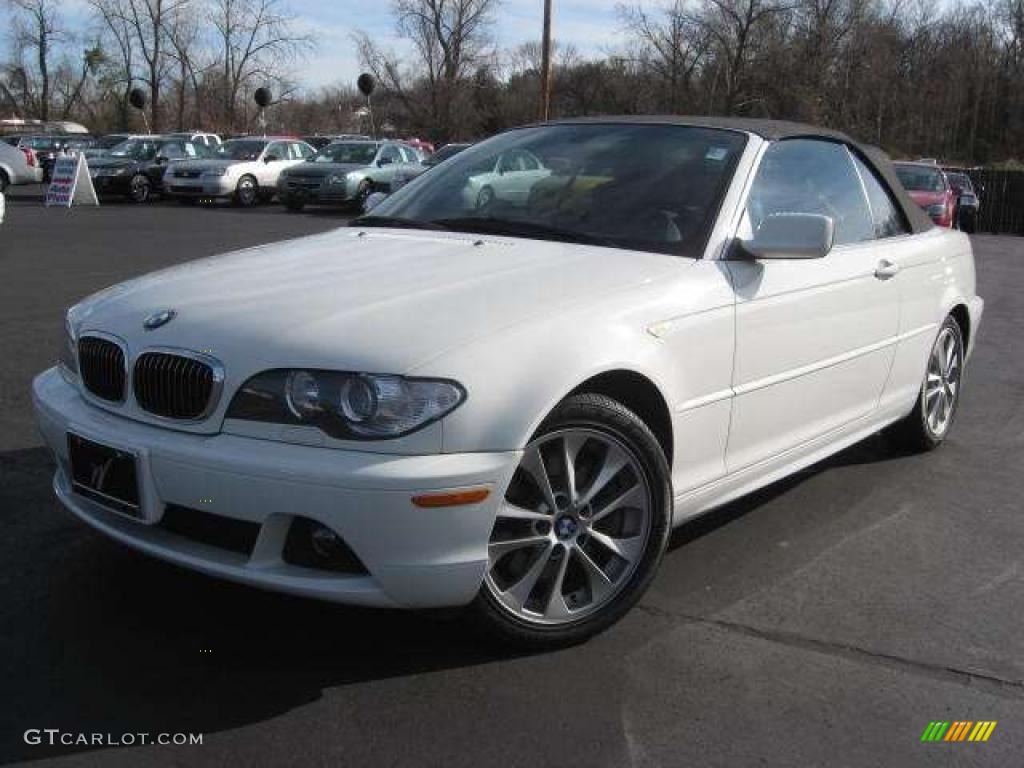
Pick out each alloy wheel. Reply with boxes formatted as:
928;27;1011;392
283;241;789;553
924;325;962;437
484;428;652;626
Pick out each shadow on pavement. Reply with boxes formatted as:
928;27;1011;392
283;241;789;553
0;429;903;764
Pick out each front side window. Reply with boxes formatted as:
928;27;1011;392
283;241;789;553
851;153;909;239
746;139;874;246
215;140;267;161
364;123;746;257
158;142;185;160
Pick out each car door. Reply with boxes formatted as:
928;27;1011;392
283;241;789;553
724;138;901;472
258;141;288;185
850;152;949;415
148;141;184;186
374;145;402;185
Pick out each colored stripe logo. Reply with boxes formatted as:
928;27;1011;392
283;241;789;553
921;721;997;742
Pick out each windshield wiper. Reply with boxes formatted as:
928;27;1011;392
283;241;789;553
350;215;449;231
431;217;615;247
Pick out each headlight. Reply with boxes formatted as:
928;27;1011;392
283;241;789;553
226;370;466;440
203;168;228;177
926;203;947;217
58;310;78;380
326;174;349;186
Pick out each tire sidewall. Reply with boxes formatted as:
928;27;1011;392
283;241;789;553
475;394;672;647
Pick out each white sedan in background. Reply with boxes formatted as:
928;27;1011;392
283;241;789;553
462;148;551;208
163;137;315;206
34;117;982;648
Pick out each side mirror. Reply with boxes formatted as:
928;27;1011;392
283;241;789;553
377;156;393;167
155;156;168;165
739;213;834;260
264;154;279;163
363;191;388;213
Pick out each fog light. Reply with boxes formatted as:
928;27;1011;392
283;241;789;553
310;522;344;559
282;516;368;574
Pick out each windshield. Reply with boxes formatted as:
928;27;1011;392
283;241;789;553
312;143;379;164
364;124;745;256
896;165;946;193
215;140;266;161
98;135;128;149
108;139;159;160
946;172;974;193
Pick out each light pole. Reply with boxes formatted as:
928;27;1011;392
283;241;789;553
540;0;553;121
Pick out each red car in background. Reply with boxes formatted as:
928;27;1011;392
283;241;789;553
893;161;957;228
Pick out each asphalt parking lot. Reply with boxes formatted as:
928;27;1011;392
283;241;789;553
1;186;1022;767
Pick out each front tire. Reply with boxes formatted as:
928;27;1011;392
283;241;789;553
234;175;258;207
887;315;965;452
128;174;151;204
473;393;672;648
0;169;9;192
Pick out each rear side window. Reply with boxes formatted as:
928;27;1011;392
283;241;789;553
851;153;909;239
747;139;874;246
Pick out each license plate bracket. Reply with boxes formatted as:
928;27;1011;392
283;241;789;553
68;433;141;517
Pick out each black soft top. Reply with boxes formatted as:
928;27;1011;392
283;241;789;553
540;115;934;234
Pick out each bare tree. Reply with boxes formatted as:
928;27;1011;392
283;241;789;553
210;0;313;131
358;0;499;139
8;0;64;120
618;1;708;112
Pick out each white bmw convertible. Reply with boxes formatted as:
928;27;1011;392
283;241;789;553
33;117;983;647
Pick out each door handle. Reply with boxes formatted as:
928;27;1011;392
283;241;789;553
874;259;900;280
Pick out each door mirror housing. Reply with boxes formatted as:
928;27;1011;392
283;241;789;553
364;191;388;213
377;155;393;167
155;156;168;165
263;154;279;163
739;213;835;260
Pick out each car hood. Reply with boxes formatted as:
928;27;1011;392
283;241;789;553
89;157;141;171
72;228;681;377
906;189;947;207
284;163;366;179
170;159;248;173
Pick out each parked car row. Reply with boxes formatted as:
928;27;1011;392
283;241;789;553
893;160;980;233
35;132;474;211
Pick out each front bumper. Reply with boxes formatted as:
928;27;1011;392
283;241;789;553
164;178;234;198
33;367;519;609
90;173;134;196
279;180;353;205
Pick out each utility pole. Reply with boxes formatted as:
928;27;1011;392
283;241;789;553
540;0;553;121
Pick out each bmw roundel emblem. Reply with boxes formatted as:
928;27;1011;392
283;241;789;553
143;309;177;331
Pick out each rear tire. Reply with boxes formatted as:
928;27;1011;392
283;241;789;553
0;169;9;192
472;393;672;649
887;315;965;452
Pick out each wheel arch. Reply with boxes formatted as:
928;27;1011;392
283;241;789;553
561;369;675;467
949;302;970;349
